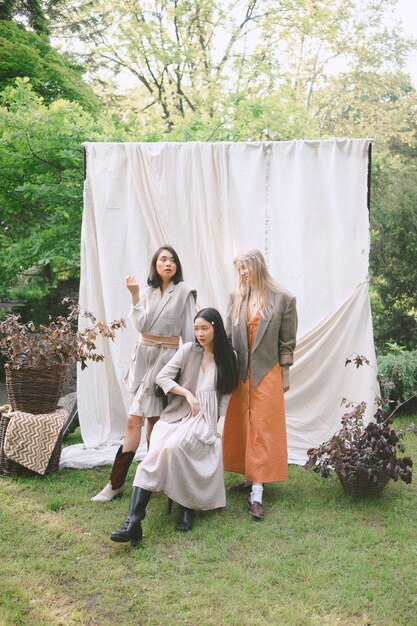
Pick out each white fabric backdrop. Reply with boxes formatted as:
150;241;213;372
60;139;378;469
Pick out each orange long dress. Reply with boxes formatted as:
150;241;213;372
222;308;288;483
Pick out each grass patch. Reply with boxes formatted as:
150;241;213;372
0;417;416;625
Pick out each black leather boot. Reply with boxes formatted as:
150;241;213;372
110;487;152;546
176;505;194;532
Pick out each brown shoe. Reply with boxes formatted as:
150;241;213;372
229;481;252;493
247;496;265;520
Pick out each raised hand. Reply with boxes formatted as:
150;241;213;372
126;275;140;305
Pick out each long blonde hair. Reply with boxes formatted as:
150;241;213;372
231;249;286;325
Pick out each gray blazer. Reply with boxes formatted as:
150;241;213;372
226;290;297;388
156;342;231;424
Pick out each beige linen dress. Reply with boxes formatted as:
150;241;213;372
133;344;229;510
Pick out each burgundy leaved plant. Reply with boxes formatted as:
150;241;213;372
304;355;414;487
0;298;126;371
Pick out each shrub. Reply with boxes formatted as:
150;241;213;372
377;350;417;411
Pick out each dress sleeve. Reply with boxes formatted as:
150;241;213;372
180;291;197;343
279;296;298;366
155;343;189;394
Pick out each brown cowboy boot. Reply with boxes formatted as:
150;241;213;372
91;446;135;502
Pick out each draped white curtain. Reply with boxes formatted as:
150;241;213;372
60;139;378;469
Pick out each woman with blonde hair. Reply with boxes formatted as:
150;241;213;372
222;249;297;519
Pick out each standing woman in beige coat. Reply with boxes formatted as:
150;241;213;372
92;245;196;502
222;249;297;520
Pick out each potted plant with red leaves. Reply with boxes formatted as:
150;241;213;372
304;355;414;497
0;299;125;414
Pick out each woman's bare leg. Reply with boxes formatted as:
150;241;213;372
122;413;144;452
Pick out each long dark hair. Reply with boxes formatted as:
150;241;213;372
194;308;238;395
147;245;184;288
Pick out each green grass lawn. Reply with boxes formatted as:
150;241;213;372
0;416;416;626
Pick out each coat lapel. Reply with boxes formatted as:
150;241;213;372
149;282;175;330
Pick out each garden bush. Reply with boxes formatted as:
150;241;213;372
377;350;417;412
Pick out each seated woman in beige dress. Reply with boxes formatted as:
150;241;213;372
110;308;238;547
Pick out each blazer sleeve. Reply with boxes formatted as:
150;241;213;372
155;343;191;394
180;291;197;343
218;392;232;418
225;294;234;342
129;288;150;332
279;296;298;366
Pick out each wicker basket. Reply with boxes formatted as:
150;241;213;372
336;469;390;498
0;410;63;477
5;364;67;414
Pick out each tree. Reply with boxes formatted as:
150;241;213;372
0;78;122;300
0;21;100;111
312;68;417;350
0;0;49;36
46;0;269;131
45;0;411;133
369;158;417;350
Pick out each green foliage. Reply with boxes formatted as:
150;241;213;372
0;21;99;110
377;351;417;411
136;92;317;143
0;0;49;36
46;0;410;126
370;157;417;350
0;78;123;299
313;67;417;350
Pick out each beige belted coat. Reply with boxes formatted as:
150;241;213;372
124;281;197;394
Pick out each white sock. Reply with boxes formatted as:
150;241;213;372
250;483;263;504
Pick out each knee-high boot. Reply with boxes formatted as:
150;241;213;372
110;487;152;546
91;446;135;502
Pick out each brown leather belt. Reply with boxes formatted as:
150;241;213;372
140;332;180;349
